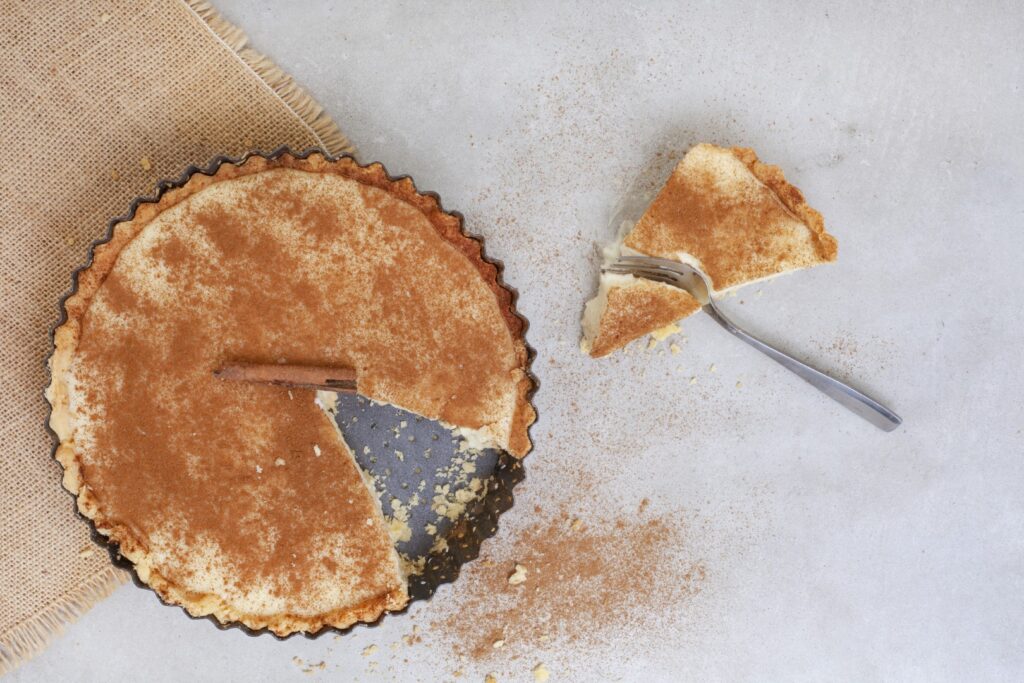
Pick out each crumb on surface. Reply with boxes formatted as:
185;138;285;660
508;563;528;585
651;322;681;341
533;663;550;682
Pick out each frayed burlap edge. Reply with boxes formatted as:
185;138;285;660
0;567;126;674
0;1;356;674
181;0;355;157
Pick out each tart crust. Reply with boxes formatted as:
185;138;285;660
46;151;536;635
623;143;838;293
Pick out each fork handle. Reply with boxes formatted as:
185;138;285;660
703;302;902;431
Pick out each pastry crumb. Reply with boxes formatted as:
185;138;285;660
110;169;120;181
485;674;499;683
689;376;697;385
313;444;321;457
669;343;681;355
533;663;550;682
492;639;505;649
570;518;583;531
709;363;717;373
362;644;378;657
274;458;286;467
140;156;152;171
255;465;263;474
78;546;93;558
508;563;528;585
651;322;680;341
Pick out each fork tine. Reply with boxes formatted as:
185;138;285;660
617;255;690;271
602;265;679;285
604;262;674;278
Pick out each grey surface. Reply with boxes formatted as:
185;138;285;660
12;1;1024;681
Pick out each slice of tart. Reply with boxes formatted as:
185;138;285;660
580;274;701;358
46;152;535;636
582;143;838;357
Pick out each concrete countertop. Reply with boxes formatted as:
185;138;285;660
13;1;1023;681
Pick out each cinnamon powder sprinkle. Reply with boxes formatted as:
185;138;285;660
424;499;706;664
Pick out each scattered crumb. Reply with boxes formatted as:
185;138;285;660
362;644;378;657
110;169;120;181
651;322;681;341
78;546;93;558
274;458;286;467
709;363;717;373
313;444;321;457
485;675;499;683
100;13;111;23
689;376;697;385
492;639;505;649
255;465;263;474
533;663;550;682
647;338;657;350
669;343;681;355
139;156;152;171
736;380;743;388
508;563;528;585
288;390;294;400
570;518;583;531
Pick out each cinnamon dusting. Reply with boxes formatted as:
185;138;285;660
52;154;536;633
624;143;838;292
423;498;706;665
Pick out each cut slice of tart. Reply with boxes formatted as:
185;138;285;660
580;274;701;358
582;143;838;357
46;151;535;636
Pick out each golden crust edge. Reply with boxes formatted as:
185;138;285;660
727;145;839;264
45;150;535;634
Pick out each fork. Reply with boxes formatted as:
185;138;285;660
604;255;902;431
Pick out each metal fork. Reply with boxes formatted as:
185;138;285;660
604;255;902;431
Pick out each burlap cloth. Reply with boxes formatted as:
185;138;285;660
0;0;353;672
